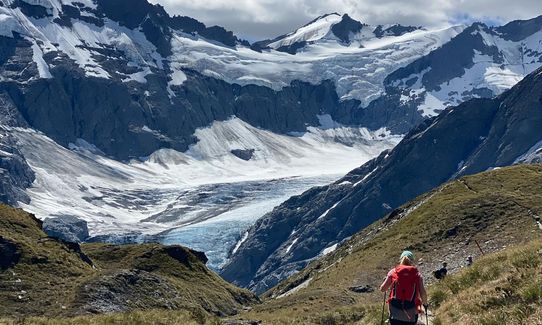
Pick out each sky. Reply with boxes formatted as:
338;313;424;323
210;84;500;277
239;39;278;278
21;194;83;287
150;0;542;41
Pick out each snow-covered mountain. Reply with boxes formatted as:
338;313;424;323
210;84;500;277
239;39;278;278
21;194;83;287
1;0;542;279
253;13;421;53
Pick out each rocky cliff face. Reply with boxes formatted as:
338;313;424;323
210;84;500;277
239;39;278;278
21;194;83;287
0;129;34;205
221;67;542;293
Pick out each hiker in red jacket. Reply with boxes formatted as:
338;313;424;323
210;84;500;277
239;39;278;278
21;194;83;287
380;251;428;325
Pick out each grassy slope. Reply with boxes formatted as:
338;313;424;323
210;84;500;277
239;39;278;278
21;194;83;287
0;205;256;323
431;239;542;325
237;164;542;324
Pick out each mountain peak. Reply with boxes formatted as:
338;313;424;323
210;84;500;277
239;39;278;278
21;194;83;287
330;13;366;43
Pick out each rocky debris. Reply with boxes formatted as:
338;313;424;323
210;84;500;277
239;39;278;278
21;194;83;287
43;215;90;243
85;231;151;244
222;320;261;325
0;236;20;269
77;269;182;313
348;285;374;293
374;24;421;38
231;149;255;161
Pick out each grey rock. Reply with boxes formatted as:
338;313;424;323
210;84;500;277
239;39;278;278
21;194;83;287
231;149;255;161
331;14;365;43
77;269;182;314
373;24;421;38
42;215;90;243
0;128;35;205
348;285;374;293
0;236;20;269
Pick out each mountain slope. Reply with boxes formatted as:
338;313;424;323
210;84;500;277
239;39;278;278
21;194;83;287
221;67;542;293
235;164;542;324
430;239;542;325
0;204;257;318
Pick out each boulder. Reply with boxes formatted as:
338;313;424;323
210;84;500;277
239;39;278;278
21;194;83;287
43;215;89;243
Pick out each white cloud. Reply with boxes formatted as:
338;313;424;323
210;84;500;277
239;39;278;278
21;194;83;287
150;0;542;40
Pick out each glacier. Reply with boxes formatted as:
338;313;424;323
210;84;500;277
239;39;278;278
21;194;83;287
12;118;398;268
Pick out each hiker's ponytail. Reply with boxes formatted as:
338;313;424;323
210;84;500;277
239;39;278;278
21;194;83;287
400;256;413;266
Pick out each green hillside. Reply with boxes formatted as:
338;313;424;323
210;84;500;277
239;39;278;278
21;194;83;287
237;164;542;324
0;205;257;324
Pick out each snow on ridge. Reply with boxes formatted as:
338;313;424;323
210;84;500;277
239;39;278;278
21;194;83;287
232;231;249;255
268;13;342;48
318;201;341;220
168;25;464;106
514;138;542;163
276;277;313;298
321;243;338;256
2;3;464;105
399;28;542;118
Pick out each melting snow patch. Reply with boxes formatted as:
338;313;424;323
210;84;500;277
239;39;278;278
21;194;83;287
318;201;340;220
418;93;445;117
285;238;298;254
122;67;151;83
31;43;52;79
232;231;249;255
276;277;313;299
167;69;187;97
321;243;338;256
317;114;343;129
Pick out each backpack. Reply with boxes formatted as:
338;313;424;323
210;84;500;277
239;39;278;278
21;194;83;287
388;265;421;322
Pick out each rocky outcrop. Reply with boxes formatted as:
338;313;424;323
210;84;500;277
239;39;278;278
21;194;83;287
331;14;365;43
221;67;542;293
43;216;90;243
373;24;421;38
0;236;19;269
231;149;255;161
78;269;184;313
0;128;35;205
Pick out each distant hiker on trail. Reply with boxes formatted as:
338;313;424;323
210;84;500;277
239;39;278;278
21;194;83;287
380;251;428;325
466;255;473;267
433;262;448;280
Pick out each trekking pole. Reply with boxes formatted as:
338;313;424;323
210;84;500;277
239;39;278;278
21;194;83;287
381;290;387;325
425;304;429;325
474;239;485;255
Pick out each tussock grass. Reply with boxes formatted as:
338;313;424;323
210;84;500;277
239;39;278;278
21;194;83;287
431;240;542;325
0;309;215;325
